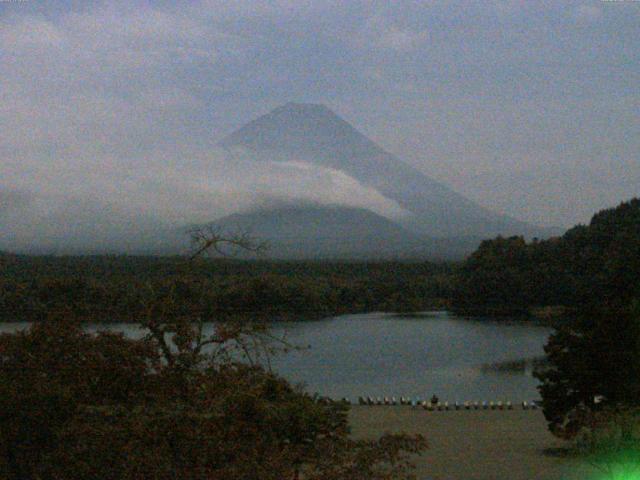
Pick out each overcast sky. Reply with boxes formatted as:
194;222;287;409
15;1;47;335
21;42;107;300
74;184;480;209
1;0;638;247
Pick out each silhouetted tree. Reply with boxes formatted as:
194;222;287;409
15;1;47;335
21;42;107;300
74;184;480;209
535;300;640;439
0;232;427;480
532;200;640;438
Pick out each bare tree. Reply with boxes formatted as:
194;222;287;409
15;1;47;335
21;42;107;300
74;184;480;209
139;227;295;370
187;225;268;260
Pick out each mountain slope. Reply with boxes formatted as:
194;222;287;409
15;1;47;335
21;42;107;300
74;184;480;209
209;204;478;259
221;102;553;239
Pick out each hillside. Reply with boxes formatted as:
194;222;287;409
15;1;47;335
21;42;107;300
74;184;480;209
452;198;640;315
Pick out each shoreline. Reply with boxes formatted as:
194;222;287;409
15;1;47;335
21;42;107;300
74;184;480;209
0;308;552;325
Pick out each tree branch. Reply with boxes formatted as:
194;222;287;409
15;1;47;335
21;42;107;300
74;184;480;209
187;226;268;261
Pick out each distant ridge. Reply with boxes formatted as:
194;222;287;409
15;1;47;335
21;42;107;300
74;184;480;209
209;204;480;260
221;102;556;240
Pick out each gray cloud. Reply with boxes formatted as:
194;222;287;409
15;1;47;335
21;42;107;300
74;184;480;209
1;0;638;253
0;144;409;252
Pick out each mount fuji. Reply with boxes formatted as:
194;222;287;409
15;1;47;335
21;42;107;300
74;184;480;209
209;102;555;259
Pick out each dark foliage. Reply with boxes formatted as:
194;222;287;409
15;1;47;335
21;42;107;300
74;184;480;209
0;257;454;322
0;315;426;479
0;229;431;478
451;199;640;439
523;199;640;438
535;301;640;439
452;198;640;317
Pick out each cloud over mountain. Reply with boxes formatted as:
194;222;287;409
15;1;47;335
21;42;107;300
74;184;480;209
0;143;409;253
1;0;638;253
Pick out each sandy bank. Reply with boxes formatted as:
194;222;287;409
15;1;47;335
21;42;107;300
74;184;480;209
349;406;597;480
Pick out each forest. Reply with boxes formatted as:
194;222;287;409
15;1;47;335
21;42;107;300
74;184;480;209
2;198;638;324
452;198;640;318
0;255;455;323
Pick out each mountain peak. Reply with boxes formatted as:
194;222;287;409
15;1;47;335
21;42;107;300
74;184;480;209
219;102;379;157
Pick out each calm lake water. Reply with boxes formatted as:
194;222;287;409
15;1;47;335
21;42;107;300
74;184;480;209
0;311;551;402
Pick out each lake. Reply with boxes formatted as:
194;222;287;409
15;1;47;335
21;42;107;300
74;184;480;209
0;311;551;402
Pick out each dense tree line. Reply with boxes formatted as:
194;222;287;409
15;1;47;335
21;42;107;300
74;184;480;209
0;256;455;322
452;198;640;317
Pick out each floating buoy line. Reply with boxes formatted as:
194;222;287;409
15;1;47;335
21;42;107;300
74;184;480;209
316;397;541;410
